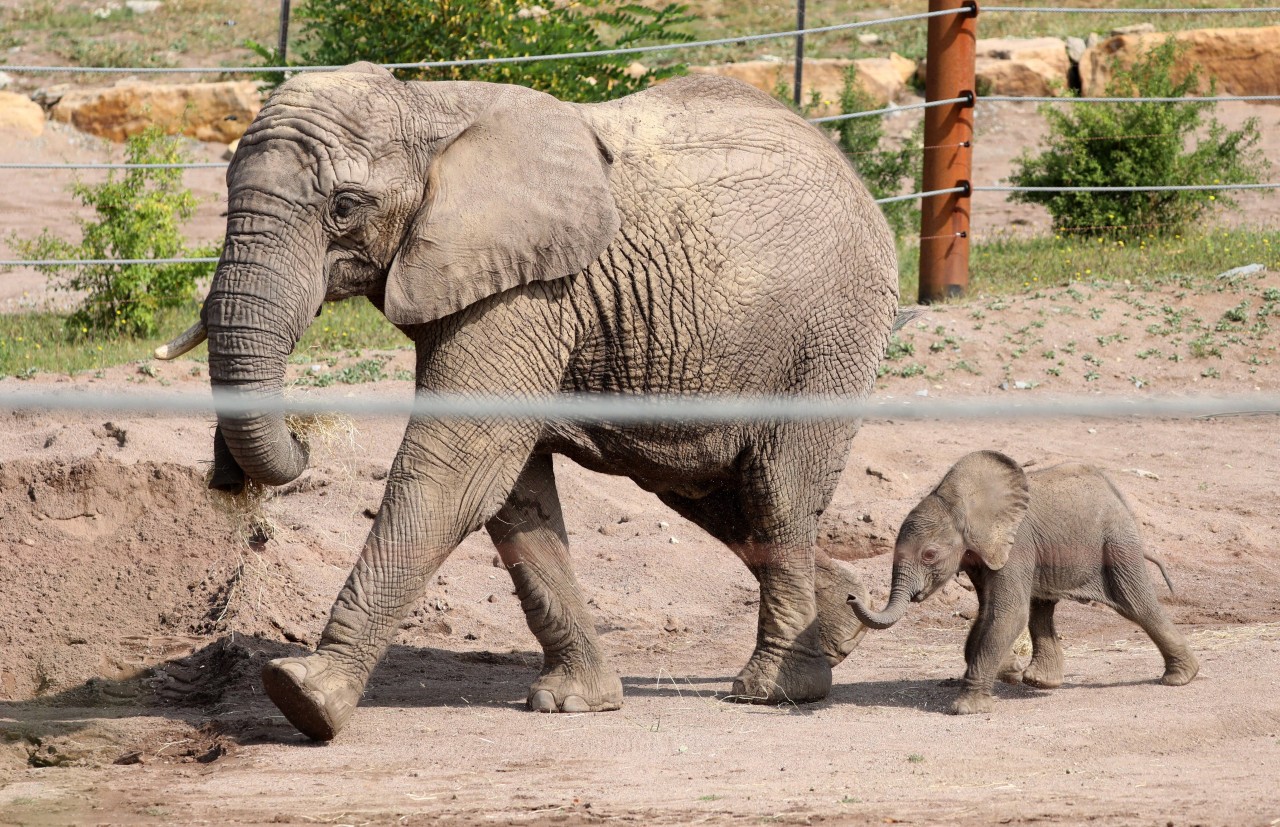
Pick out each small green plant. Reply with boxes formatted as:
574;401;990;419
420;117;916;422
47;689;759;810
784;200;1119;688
8;128;216;338
907;754;925;763
1009;38;1268;236
885;336;914;361
252;1;695;102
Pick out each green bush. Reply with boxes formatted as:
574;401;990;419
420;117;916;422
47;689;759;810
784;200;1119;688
252;0;695;102
1008;38;1268;237
8;127;216;338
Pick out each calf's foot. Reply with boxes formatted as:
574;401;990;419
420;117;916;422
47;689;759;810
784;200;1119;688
950;691;995;715
1161;651;1199;686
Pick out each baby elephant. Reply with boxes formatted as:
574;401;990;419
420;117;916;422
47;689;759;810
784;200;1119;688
848;450;1198;714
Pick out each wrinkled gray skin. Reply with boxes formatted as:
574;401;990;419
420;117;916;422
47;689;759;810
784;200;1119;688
849;450;1199;715
185;63;899;740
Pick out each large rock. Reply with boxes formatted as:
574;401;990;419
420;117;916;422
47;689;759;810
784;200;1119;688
922;37;1070;97
688;54;917;114
0;91;45;138
1079;26;1280;97
977;56;1066;97
976;36;1071;75
50;80;263;143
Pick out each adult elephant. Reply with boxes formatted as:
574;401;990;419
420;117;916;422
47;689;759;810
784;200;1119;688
158;63;900;741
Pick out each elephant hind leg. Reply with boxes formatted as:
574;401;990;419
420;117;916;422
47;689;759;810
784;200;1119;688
659;478;832;705
1104;544;1198;686
1022;598;1065;689
486;454;622;713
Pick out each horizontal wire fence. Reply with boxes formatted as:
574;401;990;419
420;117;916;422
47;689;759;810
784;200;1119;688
3;389;1279;422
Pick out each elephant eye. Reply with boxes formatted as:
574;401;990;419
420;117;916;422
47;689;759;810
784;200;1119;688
921;548;938;564
333;194;360;219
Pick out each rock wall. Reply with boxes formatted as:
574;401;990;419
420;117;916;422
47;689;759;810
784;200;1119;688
687;55;917;114
47;80;263;143
0;91;45;138
1079;26;1280;97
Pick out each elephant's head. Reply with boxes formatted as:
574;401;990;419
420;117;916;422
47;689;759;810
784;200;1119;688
156;63;621;490
848;451;1029;629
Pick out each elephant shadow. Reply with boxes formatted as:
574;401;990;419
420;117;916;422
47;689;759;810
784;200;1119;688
0;635;554;750
830;677;1055;713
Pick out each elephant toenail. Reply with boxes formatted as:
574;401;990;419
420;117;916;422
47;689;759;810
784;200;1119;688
560;695;589;713
274;659;309;684
529;689;556;712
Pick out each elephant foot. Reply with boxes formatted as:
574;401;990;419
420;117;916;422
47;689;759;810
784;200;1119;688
1022;659;1064;689
949;691;995;715
262;655;363;741
728;642;832;705
815;556;869;666
1160;652;1199;686
527;662;623;713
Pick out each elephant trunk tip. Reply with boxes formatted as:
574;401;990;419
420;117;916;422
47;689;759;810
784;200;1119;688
847;590;909;630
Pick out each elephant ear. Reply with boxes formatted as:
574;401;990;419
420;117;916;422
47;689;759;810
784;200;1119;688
383;87;621;326
934;450;1029;570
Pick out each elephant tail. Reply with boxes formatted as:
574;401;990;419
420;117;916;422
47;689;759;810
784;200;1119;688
1145;552;1176;595
893;306;929;333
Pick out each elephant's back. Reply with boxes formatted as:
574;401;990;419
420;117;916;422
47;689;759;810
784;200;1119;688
577;76;898;398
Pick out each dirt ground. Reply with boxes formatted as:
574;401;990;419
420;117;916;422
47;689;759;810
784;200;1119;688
2;88;1280;825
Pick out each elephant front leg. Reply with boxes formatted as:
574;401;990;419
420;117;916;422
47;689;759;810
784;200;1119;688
486;454;622;713
262;419;540;741
952;588;1030;715
1021;598;1065;689
262;495;448;741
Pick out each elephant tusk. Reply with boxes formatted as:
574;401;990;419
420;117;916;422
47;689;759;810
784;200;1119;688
154;320;208;360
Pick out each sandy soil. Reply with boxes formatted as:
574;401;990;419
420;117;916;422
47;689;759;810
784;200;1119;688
2;89;1280;826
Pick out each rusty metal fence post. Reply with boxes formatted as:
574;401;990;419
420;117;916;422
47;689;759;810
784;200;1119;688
918;0;977;304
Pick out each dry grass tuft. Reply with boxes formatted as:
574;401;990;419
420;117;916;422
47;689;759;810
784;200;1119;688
1012;627;1033;658
208;412;359;544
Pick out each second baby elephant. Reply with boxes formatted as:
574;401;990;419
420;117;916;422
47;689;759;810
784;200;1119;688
848;450;1199;714
155;64;900;740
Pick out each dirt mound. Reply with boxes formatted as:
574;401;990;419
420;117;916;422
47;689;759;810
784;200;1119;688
0;456;302;702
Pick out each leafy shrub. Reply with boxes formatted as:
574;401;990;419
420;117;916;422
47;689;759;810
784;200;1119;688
9;127;216;338
252;0;695;102
1008;38;1268;236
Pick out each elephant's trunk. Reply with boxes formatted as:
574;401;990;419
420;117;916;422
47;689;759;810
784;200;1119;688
849;584;912;630
204;255;319;488
210;424;248;493
848;563;920;630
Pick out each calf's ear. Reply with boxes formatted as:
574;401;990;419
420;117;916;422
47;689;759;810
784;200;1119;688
934;451;1029;570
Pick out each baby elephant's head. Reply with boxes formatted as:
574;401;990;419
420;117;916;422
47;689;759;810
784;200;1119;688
848;450;1030;630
